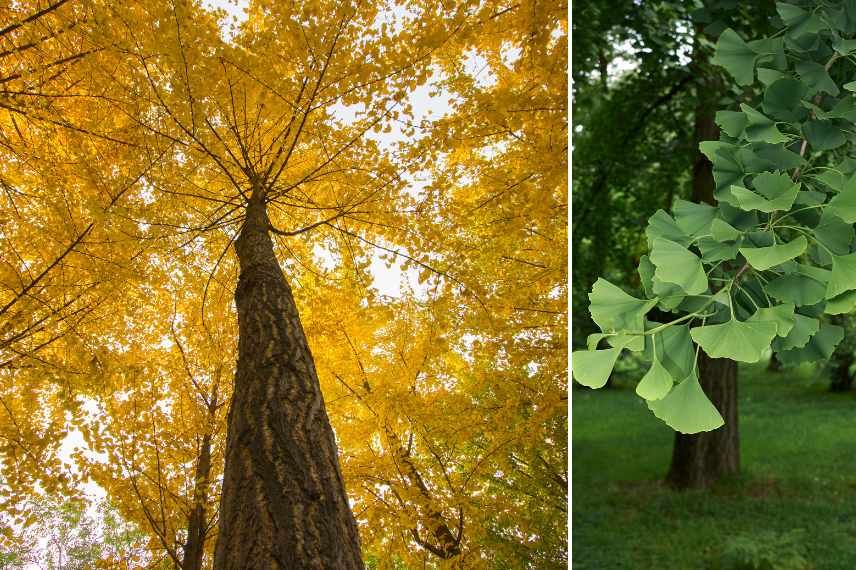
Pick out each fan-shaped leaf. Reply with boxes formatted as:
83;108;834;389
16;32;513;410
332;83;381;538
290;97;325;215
647;371;725;434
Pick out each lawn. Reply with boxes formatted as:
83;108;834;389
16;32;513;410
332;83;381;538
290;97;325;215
572;360;856;569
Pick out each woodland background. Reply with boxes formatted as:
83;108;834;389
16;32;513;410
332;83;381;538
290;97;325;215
0;0;567;568
573;0;856;568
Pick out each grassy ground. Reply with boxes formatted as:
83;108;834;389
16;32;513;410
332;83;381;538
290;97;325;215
572;360;856;569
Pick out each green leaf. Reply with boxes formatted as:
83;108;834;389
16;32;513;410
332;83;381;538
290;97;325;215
741;104;790;143
729;181;799;212
804;120;847;151
739;236;807;270
712;28;757;85
778;322;845;366
588;278;656;350
757;68;788;86
709;218;741;242
652;277;685;311
715;110;748;138
745;143;803;171
635;357;674;401
572;347;623;389
697;237;740;262
767;270;828;306
814;212;853;255
773;314;819;350
690;318;778;362
645;324;695;379
826;251;856;299
700;141;745;192
763;78;808;121
638;255;655;298
833;36;856;54
753;171;796;199
825;290;856;314
844;80;856;92
826;174;856;222
796;61;840;96
647;370;725;434
674;199;717;237
650;238;708;295
748;303;796;336
646;210;690;247
777;2;828;38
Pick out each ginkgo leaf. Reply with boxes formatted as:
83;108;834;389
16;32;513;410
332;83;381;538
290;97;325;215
766;265;828;306
571;347;623;389
712;28;757;86
748;303;796;336
710;218;741;241
638;255;655;298
698;237;740;262
777;323;845;366
715;110;748;138
826;290;856;314
814;212;853;255
772;314;819;351
827;174;856;222
635;357;674;401
646;210;690;247
674;200;717;237
647;371;725;434
741;104;790;143
729;182;799;212
588;278;656;331
690;319;778;362
700;141;745;192
739;236;807;270
796;61;840;97
650;238;708;295
645;323;695;380
826;251;856;299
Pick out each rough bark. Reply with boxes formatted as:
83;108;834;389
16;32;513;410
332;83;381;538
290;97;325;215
213;192;363;569
666;352;739;489
182;432;211;570
665;29;740;490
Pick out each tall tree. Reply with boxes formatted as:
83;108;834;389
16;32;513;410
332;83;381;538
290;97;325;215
574;0;856;491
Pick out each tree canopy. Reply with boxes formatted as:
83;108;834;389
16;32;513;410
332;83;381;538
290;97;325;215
0;0;567;567
573;0;856;434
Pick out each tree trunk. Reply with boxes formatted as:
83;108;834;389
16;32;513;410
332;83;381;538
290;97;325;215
666;352;739;488
183;432;212;570
665;29;740;490
213;192;363;569
767;352;781;372
830;352;854;392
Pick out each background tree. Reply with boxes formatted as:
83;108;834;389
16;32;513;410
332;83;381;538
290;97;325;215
574;0;856;494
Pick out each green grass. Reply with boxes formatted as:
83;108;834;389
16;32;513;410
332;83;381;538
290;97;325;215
572;361;856;569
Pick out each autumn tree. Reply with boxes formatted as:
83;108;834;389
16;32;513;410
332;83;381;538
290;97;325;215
1;0;567;567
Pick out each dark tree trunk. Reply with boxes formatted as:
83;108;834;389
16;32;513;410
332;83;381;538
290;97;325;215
666;352;739;488
767;352;781;372
665;29;740;490
830;352;854;392
213;192;363;569
183;432;212;570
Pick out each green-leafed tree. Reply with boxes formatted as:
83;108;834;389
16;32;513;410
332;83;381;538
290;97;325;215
574;0;856;487
573;0;780;488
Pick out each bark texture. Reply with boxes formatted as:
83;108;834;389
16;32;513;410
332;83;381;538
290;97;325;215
666;352;739;489
213;193;363;569
182;432;211;570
